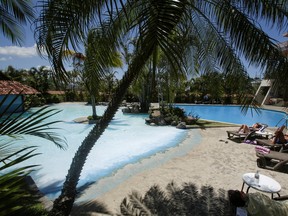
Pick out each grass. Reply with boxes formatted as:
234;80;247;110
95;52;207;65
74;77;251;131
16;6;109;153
186;119;238;129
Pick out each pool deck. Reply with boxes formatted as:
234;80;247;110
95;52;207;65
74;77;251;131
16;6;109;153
261;105;287;113
72;126;288;215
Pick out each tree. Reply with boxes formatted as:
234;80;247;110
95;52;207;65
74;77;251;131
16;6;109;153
63;29;123;119
35;1;288;215
28;66;51;94
84;29;122;118
0;0;35;45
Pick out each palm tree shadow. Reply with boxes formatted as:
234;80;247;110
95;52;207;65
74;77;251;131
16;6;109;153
119;181;235;216
40;180;64;195
71;200;111;216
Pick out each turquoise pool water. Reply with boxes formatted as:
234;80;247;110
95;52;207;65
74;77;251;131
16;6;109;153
13;103;187;199
176;105;287;127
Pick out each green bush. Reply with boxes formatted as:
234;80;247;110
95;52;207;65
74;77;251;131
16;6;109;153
162;107;186;119
25;95;46;107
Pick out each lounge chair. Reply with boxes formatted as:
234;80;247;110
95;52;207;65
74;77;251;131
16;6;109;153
256;149;288;171
256;139;288;152
226;123;268;142
227;130;256;142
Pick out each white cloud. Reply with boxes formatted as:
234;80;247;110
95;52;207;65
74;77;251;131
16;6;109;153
0;44;38;57
0;56;13;61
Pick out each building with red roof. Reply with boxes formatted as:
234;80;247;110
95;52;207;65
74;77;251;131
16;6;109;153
0;80;39;113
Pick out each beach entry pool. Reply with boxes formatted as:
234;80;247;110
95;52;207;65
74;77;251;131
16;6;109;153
10;103;286;200
15;103;187;199
176;104;287;127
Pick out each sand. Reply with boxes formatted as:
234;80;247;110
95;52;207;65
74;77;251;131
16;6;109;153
74;126;288;215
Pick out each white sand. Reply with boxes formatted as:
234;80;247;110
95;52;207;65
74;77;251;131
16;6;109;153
75;127;288;215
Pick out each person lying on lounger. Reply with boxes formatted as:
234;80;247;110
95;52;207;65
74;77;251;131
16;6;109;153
228;190;288;216
272;125;288;144
238;123;264;134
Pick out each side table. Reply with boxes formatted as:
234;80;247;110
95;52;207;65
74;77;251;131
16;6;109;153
241;172;281;198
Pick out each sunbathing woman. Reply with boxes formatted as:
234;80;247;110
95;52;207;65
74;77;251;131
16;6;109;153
238;123;263;134
272;125;288;144
238;125;250;133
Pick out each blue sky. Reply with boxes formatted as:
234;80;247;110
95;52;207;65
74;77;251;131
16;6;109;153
0;5;287;79
0;26;51;70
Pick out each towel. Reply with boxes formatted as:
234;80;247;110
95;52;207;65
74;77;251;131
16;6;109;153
255;146;270;154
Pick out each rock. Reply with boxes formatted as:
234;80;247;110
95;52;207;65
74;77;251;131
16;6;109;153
158;119;167;126
176;122;187;129
171;121;178;126
122;107;131;113
151;110;161;117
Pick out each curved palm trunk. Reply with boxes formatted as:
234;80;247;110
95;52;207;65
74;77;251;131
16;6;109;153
49;46;154;216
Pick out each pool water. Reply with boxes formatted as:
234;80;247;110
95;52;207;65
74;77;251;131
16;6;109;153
13;103;187;199
176;104;287;127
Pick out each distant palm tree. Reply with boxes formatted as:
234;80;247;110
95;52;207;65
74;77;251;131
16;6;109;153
84;29;122;118
63;29;123;119
35;1;288;215
0;0;35;45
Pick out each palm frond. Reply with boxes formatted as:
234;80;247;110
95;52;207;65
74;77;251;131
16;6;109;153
0;146;39;169
207;1;286;68
0;0;35;45
120;197;139;216
0;102;67;149
120;191;152;216
0;144;40;216
238;0;288;30
143;185;170;215
35;0;121;79
0;91;24;117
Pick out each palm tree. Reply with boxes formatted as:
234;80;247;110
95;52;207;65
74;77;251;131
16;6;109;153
35;1;288;215
63;29;122;119
84;29;122;119
0;0;35;45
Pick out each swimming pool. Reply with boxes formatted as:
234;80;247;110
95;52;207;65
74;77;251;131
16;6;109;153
13;103;187;199
176;104;287;127
9;103;286;200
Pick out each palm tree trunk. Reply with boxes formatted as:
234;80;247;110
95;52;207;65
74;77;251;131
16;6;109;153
49;47;154;216
91;95;97;118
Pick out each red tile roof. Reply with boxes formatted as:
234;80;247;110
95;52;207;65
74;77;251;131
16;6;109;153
47;90;65;95
0;80;39;95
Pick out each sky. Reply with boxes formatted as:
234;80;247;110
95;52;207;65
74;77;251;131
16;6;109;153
0;4;288;79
